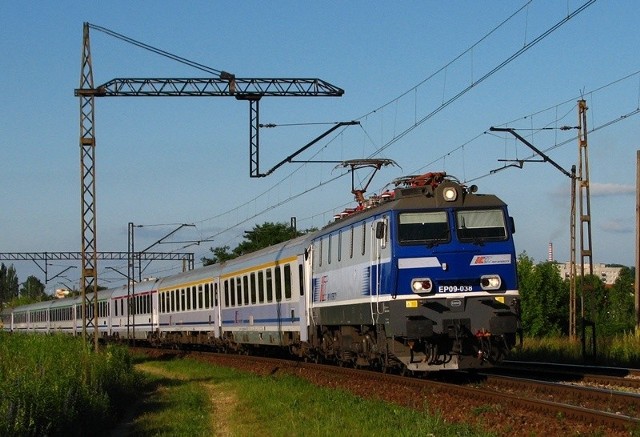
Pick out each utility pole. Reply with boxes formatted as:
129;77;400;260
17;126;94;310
490;99;593;344
576;100;595;358
633;150;640;330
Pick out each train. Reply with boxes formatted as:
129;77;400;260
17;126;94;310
1;171;521;373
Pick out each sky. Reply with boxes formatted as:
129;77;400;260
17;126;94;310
1;1;639;292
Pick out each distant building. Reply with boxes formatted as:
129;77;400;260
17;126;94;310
546;242;624;286
555;262;623;286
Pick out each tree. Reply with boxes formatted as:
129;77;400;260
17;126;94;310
593;267;634;335
20;276;47;302
202;245;236;266
0;263;19;305
202;221;313;266
517;252;569;337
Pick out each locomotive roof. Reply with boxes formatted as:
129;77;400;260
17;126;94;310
318;180;507;236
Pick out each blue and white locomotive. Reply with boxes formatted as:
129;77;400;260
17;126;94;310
1;171;520;373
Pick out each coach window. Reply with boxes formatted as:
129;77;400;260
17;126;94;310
275;266;282;301
250;273;256;304
172;289;177;312
266;268;273;302
214;283;218;306
186;287;192;310
298;264;304;296
243;276;249;306
237;277;243;306
198;284;211;308
204;283;210;308
192;287;197;310
229;279;236;307
284;264;292;300
258;271;265;303
121;299;124;316
115;300;119;317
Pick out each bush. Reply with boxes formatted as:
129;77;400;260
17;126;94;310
0;333;141;436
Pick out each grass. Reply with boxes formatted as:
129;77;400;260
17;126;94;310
510;331;640;368
0;333;142;437
129;355;489;437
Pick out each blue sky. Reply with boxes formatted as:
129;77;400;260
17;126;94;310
1;1;639;291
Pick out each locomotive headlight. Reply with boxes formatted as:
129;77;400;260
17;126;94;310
480;275;502;290
443;187;458;202
411;278;433;293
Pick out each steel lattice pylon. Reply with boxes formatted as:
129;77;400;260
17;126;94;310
75;23;345;347
78;23;99;349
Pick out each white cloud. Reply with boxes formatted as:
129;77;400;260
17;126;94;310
600;219;633;233
590;183;635;196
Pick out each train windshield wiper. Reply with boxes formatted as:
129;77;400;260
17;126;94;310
425;229;450;248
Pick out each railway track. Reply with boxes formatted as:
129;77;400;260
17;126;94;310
496;360;640;390
131;347;640;435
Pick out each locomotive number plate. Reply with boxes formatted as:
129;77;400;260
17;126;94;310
438;285;473;293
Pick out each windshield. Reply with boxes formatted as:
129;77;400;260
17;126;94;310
456;209;507;242
398;211;449;245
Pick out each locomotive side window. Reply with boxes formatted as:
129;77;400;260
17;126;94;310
350;226;354;259
327;235;332;264
338;231;342;262
456;209;507;241
361;222;367;255
398;211;449;245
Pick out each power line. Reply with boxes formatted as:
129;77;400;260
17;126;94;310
136;1;600;250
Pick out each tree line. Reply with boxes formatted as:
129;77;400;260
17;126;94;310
0;263;47;309
518;252;635;337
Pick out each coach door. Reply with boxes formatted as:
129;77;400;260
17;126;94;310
298;251;311;342
213;279;222;338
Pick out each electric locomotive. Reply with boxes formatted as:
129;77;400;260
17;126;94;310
308;171;520;372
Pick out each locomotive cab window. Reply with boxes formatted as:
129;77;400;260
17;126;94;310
398;211;449;245
456;209;507;242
